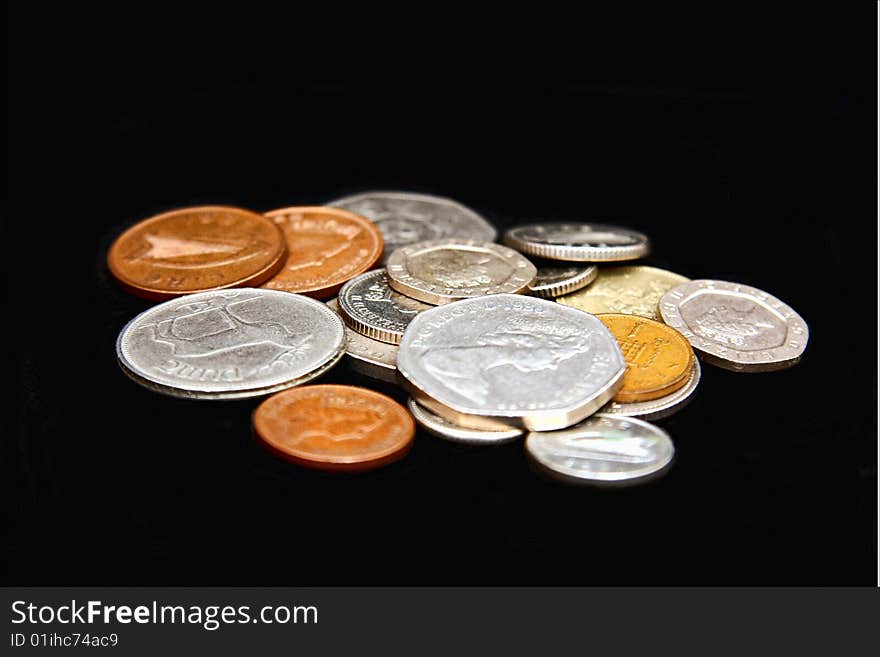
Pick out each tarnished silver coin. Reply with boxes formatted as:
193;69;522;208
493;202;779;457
397;294;626;431
327;298;399;383
659;279;809;372
504;222;650;262
327;191;497;263
407;399;523;445
525;414;674;484
386;239;537;305
601;359;701;420
528;264;598;299
117;289;345;399
337;270;431;344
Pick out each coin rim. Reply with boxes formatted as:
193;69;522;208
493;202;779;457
337;270;428;344
658;279;809;370
529;265;598;298
407;398;523;444
524;413;675;482
327;298;400;375
386;239;538;305
503;222;650;262
107;205;288;300
116;288;346;396
601;359;701;420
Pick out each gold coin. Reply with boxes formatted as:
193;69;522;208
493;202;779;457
557;265;689;320
597;313;695;403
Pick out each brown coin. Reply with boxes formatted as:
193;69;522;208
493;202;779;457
597;313;695;403
253;384;414;472
107;205;287;300
260;206;384;299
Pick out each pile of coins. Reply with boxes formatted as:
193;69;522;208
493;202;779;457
110;192;809;485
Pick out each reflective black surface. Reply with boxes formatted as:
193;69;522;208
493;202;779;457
6;6;876;584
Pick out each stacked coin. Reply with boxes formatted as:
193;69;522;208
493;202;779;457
109;194;810;482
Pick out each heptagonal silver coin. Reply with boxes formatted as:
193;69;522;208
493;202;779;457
328;191;497;262
396;294;626;431
659;279;809;372
386;239;537;305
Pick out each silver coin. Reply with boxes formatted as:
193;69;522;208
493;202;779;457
327;298;399;383
525;413;674;483
117;289;345;399
397;294;626;431
407;398;523;445
601;359;701;420
529;264;598;299
328;191;497;263
337;269;431;344
504;222;650;262
659;279;809;372
386;239;537;305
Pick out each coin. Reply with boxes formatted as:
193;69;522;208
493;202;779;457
117;289;345;399
596;313;695;403
407;398;523;445
328;191;497;262
260;206;383;299
327;298;399;383
337;270;431;344
659;279;809;372
525;414;674;484
601;359;701;420
397;294;626;431
107;205;287;300
557;265;689;320
253;385;415;471
528;264;598;299
386;239;537;305
503;222;650;262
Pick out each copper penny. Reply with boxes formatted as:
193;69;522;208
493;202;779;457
597;313;695;404
253;384;414;472
260;206;384;299
107;205;287;300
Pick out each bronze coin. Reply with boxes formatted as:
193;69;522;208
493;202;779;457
253;384;414;472
107;205;287;300
597;313;695;403
260;206;384;299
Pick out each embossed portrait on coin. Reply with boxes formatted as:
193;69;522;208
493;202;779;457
285;405;384;445
363;282;423;314
680;296;786;350
413;249;512;289
421;318;594;403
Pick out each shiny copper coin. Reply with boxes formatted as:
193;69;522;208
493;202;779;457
253;384;414;472
597;313;695;404
260;206;384;299
107;206;287;300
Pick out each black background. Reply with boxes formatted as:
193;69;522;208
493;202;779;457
6;7;877;584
